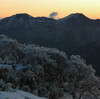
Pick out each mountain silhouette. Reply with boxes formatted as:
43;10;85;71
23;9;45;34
0;13;100;75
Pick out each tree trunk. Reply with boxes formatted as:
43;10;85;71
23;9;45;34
72;94;77;99
79;95;82;99
79;91;83;99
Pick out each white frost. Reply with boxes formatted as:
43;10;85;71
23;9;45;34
0;90;47;99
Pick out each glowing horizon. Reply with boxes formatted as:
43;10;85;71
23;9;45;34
0;0;100;19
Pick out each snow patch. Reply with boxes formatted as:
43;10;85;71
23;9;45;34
0;90;47;99
0;64;26;71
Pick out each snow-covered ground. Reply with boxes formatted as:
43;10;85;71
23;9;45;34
0;90;47;99
0;90;74;99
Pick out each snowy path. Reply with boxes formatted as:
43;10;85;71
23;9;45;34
0;90;47;99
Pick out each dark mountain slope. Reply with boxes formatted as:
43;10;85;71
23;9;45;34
72;42;100;75
0;14;57;46
0;13;100;53
0;13;100;75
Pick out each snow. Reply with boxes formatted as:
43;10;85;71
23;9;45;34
13;64;27;71
0;90;74;99
0;64;26;71
64;93;73;99
0;90;47;99
0;64;12;69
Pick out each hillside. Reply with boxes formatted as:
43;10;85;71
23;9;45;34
0;13;100;52
0;35;100;99
0;13;100;75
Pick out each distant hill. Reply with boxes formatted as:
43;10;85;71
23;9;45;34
0;13;100;75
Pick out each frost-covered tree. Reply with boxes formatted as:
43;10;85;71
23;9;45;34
0;35;24;63
63;55;100;99
0;35;100;99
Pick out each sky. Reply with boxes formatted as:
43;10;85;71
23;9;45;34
0;0;100;19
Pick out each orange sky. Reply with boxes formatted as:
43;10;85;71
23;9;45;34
0;0;100;19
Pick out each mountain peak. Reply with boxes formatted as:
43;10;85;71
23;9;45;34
69;13;86;17
12;13;33;19
59;13;89;21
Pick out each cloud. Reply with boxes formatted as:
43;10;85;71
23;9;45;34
49;12;58;19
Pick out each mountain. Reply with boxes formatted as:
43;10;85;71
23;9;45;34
0;13;100;75
0;13;57;47
58;13;90;21
0;13;99;52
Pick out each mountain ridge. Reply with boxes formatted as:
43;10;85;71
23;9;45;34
1;13;99;21
58;13;90;21
0;13;100;75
